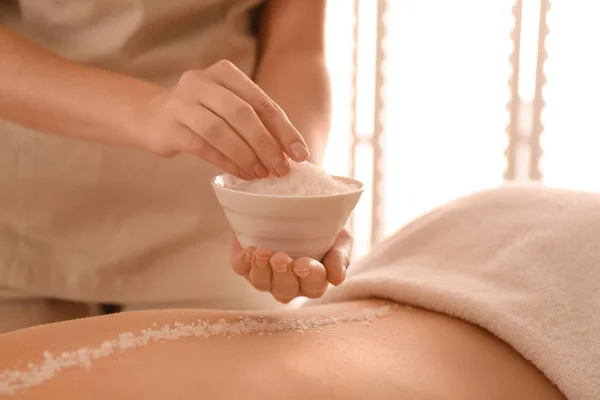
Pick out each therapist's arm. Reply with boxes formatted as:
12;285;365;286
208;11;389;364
254;0;331;166
0;26;309;177
0;26;159;149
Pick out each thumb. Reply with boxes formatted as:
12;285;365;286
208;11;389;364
322;229;353;286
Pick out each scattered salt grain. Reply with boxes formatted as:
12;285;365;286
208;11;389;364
227;161;357;196
0;305;391;395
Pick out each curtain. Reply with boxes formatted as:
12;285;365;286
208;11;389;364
323;0;594;258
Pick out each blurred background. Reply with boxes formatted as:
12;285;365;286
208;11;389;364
321;0;599;258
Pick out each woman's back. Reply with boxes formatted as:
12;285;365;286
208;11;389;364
0;299;565;399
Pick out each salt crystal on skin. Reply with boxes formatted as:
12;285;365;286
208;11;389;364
227;161;357;196
0;305;392;395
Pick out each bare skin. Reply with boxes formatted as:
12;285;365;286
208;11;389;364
231;231;352;305
0;299;565;400
0;1;330;180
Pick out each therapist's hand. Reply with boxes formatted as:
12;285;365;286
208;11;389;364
138;60;310;179
230;228;353;303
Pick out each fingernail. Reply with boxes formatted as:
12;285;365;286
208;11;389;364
254;164;269;178
244;252;252;263
240;170;253;180
254;250;271;268
256;258;270;268
272;157;290;176
271;261;289;273
293;268;310;278
290;142;310;162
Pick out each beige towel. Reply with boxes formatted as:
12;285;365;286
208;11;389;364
306;185;599;400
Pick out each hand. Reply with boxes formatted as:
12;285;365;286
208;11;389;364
137;60;310;179
230;228;353;303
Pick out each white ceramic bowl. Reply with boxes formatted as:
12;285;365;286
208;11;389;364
211;174;364;260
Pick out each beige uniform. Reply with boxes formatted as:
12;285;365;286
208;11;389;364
0;0;282;332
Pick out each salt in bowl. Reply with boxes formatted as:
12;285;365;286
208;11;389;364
211;170;363;261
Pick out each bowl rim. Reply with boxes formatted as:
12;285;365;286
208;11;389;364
211;173;364;199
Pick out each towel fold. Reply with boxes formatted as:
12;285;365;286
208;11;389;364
307;185;600;400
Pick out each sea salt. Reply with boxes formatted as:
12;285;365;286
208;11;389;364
227;161;357;196
0;305;391;395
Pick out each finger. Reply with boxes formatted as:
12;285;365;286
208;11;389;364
176;104;264;179
269;251;299;303
293;257;328;299
248;248;272;292
322;230;353;286
191;80;289;178
205;60;310;163
231;245;254;278
322;248;348;286
174;122;251;179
